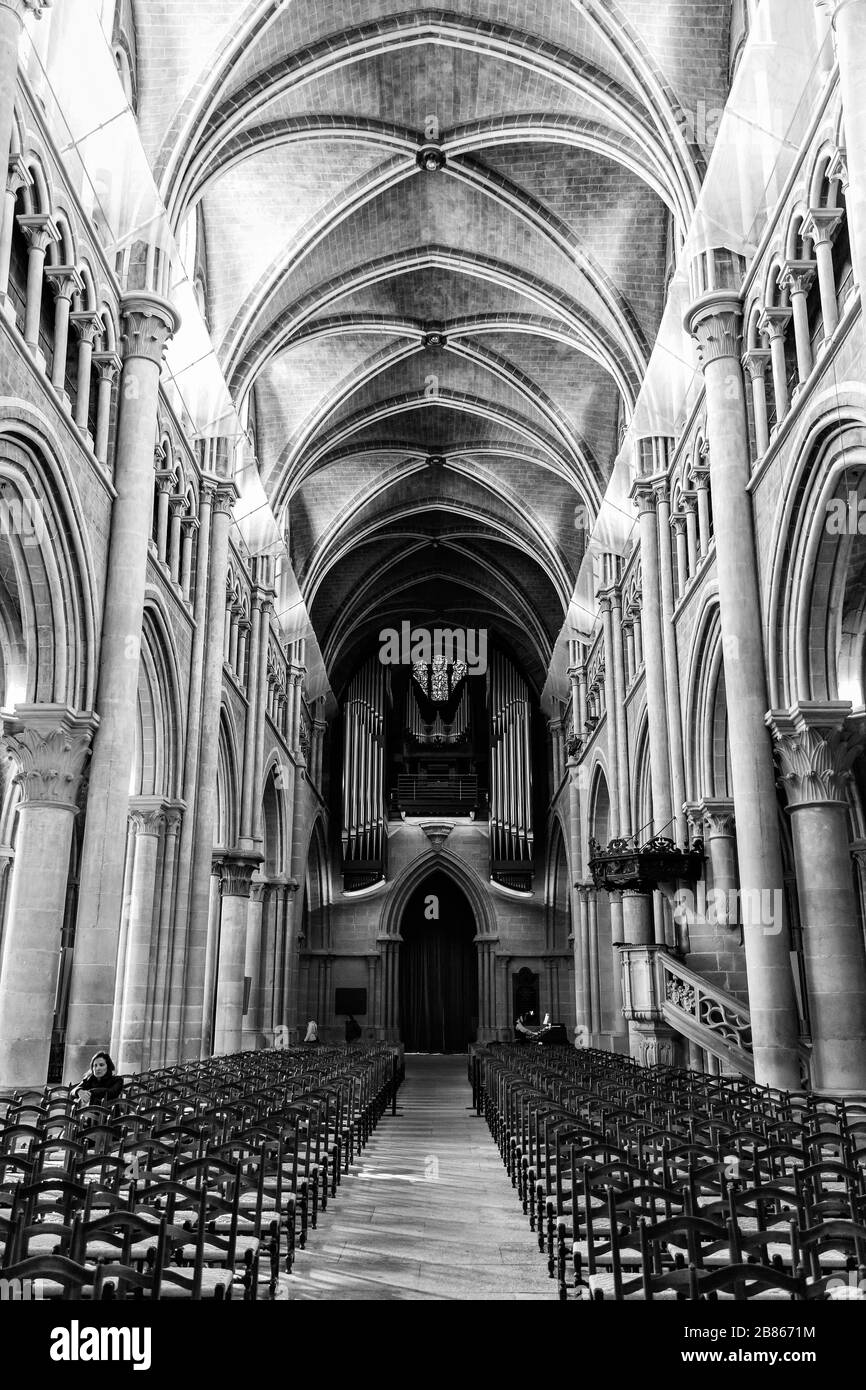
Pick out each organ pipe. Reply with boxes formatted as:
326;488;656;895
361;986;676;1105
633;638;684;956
488;649;533;862
342;656;386;864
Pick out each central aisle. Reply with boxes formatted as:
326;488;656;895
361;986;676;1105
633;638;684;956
279;1054;555;1300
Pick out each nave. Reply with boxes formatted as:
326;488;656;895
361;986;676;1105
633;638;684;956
3;1041;865;1305
281;1055;553;1301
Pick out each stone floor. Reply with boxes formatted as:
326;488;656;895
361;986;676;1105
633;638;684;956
275;1054;556;1301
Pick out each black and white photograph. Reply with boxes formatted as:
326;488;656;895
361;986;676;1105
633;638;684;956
0;0;864;1366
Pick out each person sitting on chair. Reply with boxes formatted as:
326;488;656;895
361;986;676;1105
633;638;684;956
303;1019;320;1045
72;1051;124;1109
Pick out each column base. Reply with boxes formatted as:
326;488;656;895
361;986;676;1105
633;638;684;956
627;1021;683;1068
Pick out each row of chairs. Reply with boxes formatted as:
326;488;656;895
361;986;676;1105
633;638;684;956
473;1044;866;1302
0;1044;403;1299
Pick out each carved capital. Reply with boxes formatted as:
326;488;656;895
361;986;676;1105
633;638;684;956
802;207;843;249
630;477;659;516
6;154;32;198
44;265;84;303
780;259;817;298
16;212;59;255
219;851;262;898
69;310;103;346
209;480;239;519
249;876;267;904
670;512;688;537
92;350;122;384
766;702;863;807
757;306;792;342
685;292;743;367
742;347;771;382
694;797;736;837
128;796;168;838
3;705;97;809
119;292;180;366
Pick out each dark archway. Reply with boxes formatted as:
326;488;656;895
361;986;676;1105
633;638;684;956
398;870;479;1052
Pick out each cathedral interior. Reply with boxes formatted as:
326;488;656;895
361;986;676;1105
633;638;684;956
1;0;866;1311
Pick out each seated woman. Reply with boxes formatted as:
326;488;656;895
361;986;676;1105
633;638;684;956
72;1051;124;1109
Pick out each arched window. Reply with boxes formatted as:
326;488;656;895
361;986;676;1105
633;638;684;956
112;0;139;114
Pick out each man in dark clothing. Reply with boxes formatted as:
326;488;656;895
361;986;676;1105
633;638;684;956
345;1014;362;1044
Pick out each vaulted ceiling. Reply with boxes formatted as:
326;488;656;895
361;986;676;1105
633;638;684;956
138;0;733;697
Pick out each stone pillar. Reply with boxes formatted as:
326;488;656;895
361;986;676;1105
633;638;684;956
154;469;173;565
818;0;866;293
213;853;258;1055
622;888;654;946
251;579;274;850
91;351;121;467
0;2;49;196
802;208;843;338
69;310;102;433
683;495;698;575
44;265;83;400
781;261;816;384
671;511;688;598
587;889;601;1036
241;876;266;1050
0;154;29;315
0;706;96;1086
758;307;792;426
17;212;58;353
655;480;687;846
608;888;627;1038
115;798;165;1074
167;495;184;585
183;473;239;1059
575;884;592;1034
64;293;179;1083
698;798;738;926
598;592;621;839
630;475;673;834
767;702;866;1094
685;274;801;1089
180;515;197;603
742;350;772;457
693;460;713;555
142;803;182;1071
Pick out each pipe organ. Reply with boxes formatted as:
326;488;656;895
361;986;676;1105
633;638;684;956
488;650;533;882
341;655;387;885
405;683;470;744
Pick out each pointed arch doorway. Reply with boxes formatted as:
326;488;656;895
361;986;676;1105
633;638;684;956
398;870;479;1052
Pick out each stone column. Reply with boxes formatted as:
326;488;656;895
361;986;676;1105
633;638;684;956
241;876;266;1050
115;798;165;1074
697;798;738;926
780;261;816;385
167;495;184;585
655;479;687;846
154;469;173;565
69;310;102;433
685;274;801;1088
65;293;179;1083
742;350;772;457
17;212;58;354
44;265;83;400
91;351;121;467
693;460;713;555
598;593;621;840
622;888;654;946
0;154;30;315
142;803;182;1070
630;475;673;834
671;511;688;598
802;208;843;338
0;2;49;189
180;514;197;603
683;494;698;574
182;474;240;1059
0;706;96;1086
767;702;866;1094
213;853;258;1055
758;307;792;426
576;884;592;1034
608;888;627;1038
587;889;601;1036
239;574;272;850
818;0;866;293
